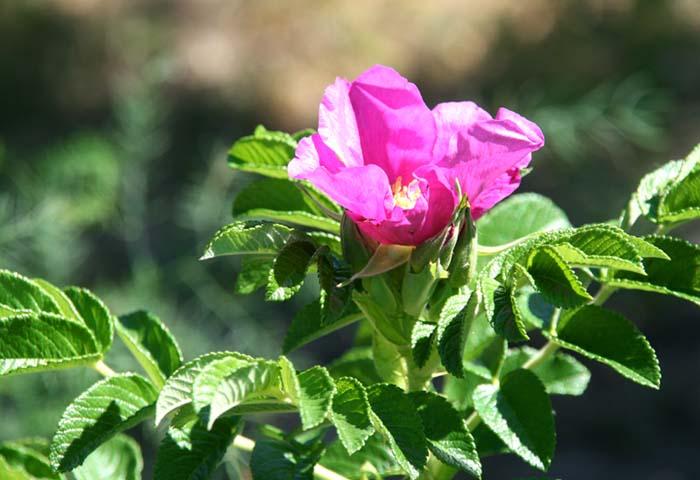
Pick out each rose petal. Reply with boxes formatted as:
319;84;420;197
349;65;436;182
289;134;392;221
318;77;364;168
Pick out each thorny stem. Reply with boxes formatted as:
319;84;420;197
93;360;117;377
233;435;350;480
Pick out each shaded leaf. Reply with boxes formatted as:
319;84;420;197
472;369;555;470
409;391;481;478
367;384;428;479
50;373;158;472
548;306;660;388
72;434;143;480
330;377;374;454
116;310;183;389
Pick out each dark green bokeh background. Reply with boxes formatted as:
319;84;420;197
1;1;699;478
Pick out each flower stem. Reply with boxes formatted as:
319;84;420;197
93;360;117;378
233;435;350;480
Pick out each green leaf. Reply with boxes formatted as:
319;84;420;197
502;347;591;396
266;239;318;301
154;407;240;480
306;231;342;256
207;361;282;428
625;235;670;260
443;371;488;412
330;377;374;455
72;434;143;480
283;300;361;354
0;271;60;317
409;392;481;478
200;222;292;259
32;279;81;323
320;436;399;480
607;235;700;306
233;178;340;232
657;166;700;223
553;225;645;273
472;369;555;470
437;293;479;376
527;246;592;308
0;313;101;376
296;366;335;430
548;306;660;388
464;337;506;381
0;456;32;480
235;256;274;295
191;353;256;414
250;437;320;480
228;126;296;178
155;352;235;426
477;193;570;247
116;310;183;389
367;384;428;479
327;347;382;386
514;288;554;331
63;287;114;353
481;278;528;342
50;373;158;472
621;144;700;227
410;321;436;369
0;441;61;479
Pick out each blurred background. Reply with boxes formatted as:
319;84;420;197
1;0;699;478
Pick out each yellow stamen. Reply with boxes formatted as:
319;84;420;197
391;176;421;210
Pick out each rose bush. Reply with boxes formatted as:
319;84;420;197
1;66;700;480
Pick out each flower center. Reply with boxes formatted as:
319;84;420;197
391;176;422;210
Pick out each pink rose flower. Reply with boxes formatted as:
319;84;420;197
288;65;544;246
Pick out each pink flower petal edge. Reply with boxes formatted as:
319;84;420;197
289;65;544;246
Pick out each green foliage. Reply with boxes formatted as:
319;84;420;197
250;434;323;480
3;125;700;480
410;391;481;478
473;369;555;470
548;306;660;388
477;193;571;246
233;177;340;232
606;235;700;305
72;434;143;480
116;310;183;388
329;377;374;454
502;347;591;396
526;247;592;308
0;271;61;316
200;222;293;259
154;409;240;480
366;384;429;479
0;440;61;480
49;373;158;472
0;313;102;376
437;293;478;377
228;125;297;178
297;367;336;430
155;352;233;426
63;287;114;354
621;143;700;228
